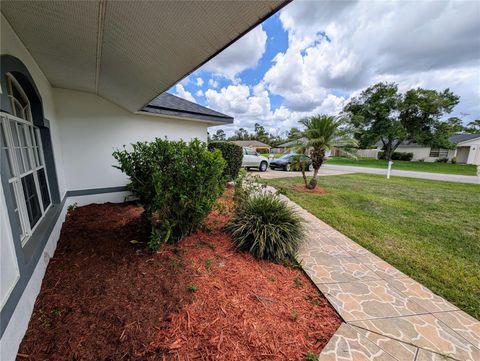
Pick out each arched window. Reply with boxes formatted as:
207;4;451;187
1;73;51;245
6;73;32;122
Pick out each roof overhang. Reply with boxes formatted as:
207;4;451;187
135;110;232;126
1;0;289;112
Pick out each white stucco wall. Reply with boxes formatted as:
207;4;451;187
2;14;212;358
54;88;209;191
384;146;457;162
457;139;480;165
1;15;67;349
1;13;67;197
392;146;431;161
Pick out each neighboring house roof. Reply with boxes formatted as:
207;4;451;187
232;140;270;148
277;138;307;148
374;134;480;148
142;93;233;124
449;133;480;144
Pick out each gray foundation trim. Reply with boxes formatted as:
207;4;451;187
0;196;66;338
66;186;127;197
0;185;129;337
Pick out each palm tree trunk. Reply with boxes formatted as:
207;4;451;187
301;167;308;187
307;157;324;189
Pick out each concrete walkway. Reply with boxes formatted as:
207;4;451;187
274;191;480;360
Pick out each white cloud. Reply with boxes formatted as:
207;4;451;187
204;0;479;135
208;78;219;88
205;84;270;123
205;81;346;136
174;84;196;103
195;89;204;97
262;0;480;117
196;77;204;87
372;66;480;120
202;25;268;79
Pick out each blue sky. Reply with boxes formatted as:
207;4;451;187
171;13;288;112
170;1;480;137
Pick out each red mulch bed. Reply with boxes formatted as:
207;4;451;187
18;193;341;360
289;184;327;195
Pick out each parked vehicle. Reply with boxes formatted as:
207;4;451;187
269;153;312;171
242;147;269;172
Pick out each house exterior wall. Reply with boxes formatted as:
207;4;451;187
1;13;67;197
456;139;480;165
377;145;456;162
54;88;209;191
1;14;211;359
1;15;69;352
390;146;431;161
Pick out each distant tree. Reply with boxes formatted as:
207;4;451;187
297;115;357;190
344;83;402;154
429;117;466;149
233;128;249;141
400;88;459;148
211;129;226;141
253;122;270;144
466;119;480;133
287;127;302;141
344;82;459;161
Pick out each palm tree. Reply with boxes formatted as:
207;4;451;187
296;115;357;189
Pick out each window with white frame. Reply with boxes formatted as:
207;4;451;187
1;74;51;245
429;148;449;158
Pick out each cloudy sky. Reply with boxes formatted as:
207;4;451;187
170;0;480;137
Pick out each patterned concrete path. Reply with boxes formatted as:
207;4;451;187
274;191;480;361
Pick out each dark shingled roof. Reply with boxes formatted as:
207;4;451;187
142;93;233;124
449;133;480;144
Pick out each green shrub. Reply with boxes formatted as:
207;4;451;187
227;193;304;262
113;138;226;249
378;151;413;161
208;141;243;180
436;157;449;163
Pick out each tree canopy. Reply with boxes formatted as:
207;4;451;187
344;82;460;160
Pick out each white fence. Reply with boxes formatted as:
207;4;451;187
356;149;380;159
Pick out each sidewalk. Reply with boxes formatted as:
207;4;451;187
274;191;480;360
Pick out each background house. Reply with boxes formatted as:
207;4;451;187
375;134;480;163
232;140;271;153
0;1;287;359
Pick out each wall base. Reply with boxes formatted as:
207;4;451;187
0;191;129;361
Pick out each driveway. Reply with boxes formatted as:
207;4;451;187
253;167;355;179
254;164;480;184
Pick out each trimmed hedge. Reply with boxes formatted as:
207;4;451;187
113;138;226;250
378;151;414;161
208;141;243;180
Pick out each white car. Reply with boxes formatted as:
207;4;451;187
242;147;269;172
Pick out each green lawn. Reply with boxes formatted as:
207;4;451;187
263;174;480;318
326;157;477;176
